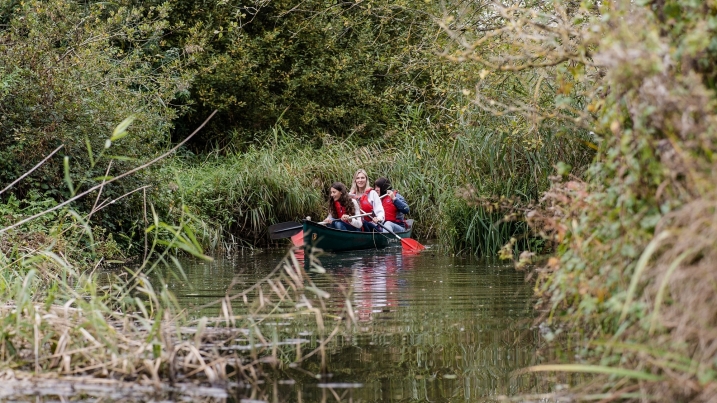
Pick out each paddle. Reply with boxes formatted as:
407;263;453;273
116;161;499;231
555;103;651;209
290;230;304;247
268;221;302;240
374;221;425;253
357;204;425;253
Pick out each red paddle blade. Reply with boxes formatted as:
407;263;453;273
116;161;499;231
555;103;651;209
291;231;304;247
400;238;425;252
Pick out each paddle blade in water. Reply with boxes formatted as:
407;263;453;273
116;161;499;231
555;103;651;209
291;231;304;247
400;238;425;252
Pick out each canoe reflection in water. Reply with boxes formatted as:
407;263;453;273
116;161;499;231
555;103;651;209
324;253;417;322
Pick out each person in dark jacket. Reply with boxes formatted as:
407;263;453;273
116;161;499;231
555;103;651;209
373;177;410;232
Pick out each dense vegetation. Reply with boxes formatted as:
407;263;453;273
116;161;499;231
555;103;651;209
0;0;583;393
1;0;593;255
4;0;717;400
447;0;717;400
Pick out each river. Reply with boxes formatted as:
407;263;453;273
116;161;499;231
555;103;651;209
164;245;547;402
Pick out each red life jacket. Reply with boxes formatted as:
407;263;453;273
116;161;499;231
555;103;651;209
381;194;406;226
381;197;398;222
358;189;374;221
333;200;346;218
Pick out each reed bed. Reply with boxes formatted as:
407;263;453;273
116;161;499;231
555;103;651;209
160;122;593;256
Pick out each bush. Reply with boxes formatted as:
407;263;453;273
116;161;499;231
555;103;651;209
0;0;191;233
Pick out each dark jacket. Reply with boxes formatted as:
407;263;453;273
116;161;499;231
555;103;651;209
392;193;409;223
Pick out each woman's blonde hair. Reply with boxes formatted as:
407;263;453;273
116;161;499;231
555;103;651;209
350;169;370;195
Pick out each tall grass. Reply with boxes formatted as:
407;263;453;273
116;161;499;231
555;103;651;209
0;117;342;399
0;202;338;397
159;116;593;255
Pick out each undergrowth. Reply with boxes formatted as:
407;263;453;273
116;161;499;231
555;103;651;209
464;0;717;401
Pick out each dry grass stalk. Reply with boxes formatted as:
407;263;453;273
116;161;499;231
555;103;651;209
0;248;342;399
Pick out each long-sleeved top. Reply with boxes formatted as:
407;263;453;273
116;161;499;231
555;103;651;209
357;189;385;222
324;199;363;229
381;192;410;223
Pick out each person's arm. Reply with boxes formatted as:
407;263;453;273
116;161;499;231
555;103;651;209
392;192;410;214
368;190;385;221
348;200;363;228
323;212;334;223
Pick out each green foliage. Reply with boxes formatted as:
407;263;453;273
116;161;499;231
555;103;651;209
0;194;123;268
161;0;452;149
449;0;717;399
1;0;594;255
0;0;190;226
525;0;717;328
157;106;593;254
438;197;526;256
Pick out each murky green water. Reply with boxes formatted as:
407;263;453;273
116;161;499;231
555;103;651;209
164;245;546;402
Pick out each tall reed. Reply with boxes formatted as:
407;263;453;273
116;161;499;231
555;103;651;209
0;117;341;399
160;116;593;255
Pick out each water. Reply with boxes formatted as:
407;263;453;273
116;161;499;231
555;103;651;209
164;246;546;402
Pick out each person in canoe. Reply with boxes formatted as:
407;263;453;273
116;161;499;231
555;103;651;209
349;169;385;232
374;177;410;232
322;182;363;231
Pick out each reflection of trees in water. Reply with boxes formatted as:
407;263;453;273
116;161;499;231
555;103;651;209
292;254;545;400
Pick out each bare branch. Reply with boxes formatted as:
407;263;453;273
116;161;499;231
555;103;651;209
0;145;64;197
0;111;217;234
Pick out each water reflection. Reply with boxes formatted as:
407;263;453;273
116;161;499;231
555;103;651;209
284;249;544;402
341;253;414;322
153;247;546;402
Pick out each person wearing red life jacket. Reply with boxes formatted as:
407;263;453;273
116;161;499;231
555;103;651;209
374;177;410;233
349;169;385;231
322;182;362;231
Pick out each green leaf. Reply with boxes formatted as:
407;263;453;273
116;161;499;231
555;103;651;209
63;156;75;196
107;155;138;162
84;137;95;168
110;115;136;141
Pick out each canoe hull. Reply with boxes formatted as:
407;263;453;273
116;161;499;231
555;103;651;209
303;220;414;252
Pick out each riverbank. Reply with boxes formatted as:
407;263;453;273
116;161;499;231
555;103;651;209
489;1;717;401
153;127;592;255
0;228;344;399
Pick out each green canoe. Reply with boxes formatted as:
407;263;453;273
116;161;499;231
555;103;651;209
303;219;414;252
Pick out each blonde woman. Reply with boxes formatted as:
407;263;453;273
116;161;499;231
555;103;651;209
349;169;385;231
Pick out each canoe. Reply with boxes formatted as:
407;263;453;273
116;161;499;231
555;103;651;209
303;219;414;252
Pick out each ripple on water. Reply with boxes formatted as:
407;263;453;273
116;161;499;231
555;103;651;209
160;247;546;402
